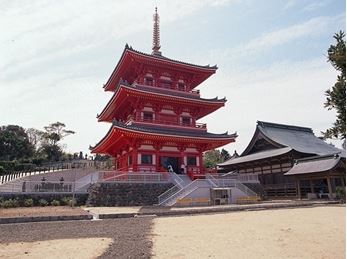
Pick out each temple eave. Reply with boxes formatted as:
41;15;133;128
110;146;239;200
97;84;226;122
103;47;217;92
91;124;236;154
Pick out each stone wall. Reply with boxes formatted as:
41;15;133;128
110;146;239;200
243;183;265;197
86;182;174;206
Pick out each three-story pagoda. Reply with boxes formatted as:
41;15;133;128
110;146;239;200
91;8;237;178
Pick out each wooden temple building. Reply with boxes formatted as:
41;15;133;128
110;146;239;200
218;121;345;198
91;8;236;179
285;154;345;199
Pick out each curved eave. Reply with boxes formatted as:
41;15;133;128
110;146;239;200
103;46;217;92
90;125;116;154
219;147;293;167
241;126;286;156
91;124;236;154
284;156;343;176
98;84;226;122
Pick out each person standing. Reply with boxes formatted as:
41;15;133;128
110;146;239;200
180;163;186;174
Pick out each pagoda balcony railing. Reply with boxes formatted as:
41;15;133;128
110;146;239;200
127;117;207;130
99;171;170;183
133;83;201;98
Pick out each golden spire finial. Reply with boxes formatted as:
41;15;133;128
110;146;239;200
152;7;161;56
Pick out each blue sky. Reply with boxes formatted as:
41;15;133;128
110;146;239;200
0;0;345;156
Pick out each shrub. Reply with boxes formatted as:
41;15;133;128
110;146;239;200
38;199;48;207
0;161;16;172
61;197;76;206
336;186;346;203
2;199;19;208
51;200;60;206
23;198;34;207
2;200;12;208
0;198;4;208
61;197;70;206
0;165;5;175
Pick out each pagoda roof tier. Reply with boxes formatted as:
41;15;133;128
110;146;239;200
98;81;227;122
91;120;236;154
103;45;217;92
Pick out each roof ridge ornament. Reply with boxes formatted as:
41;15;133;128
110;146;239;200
152;7;162;56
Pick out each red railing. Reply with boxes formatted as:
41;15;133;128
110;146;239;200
99;171;170;183
127;117;207;130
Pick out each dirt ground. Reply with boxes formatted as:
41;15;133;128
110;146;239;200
0;205;344;259
0;218;153;259
152;206;346;259
0;206;89;218
0;238;112;259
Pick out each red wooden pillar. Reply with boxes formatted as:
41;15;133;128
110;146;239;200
154;73;160;87
199;153;203;174
153;105;161;123
174;107;182;126
197;146;204;174
178;145;186;173
132;141;140;172
154;143;162;172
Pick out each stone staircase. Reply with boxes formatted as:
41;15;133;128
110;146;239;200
158;173;260;206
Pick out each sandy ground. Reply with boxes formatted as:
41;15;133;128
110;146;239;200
85;206;141;214
0;238;112;259
0;207;89;218
152;206;346;259
0;218;152;259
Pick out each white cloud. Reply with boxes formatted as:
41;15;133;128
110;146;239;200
302;1;330;12
283;0;298;11
0;0;240;80
243;15;342;53
201;13;345;64
198;57;341;153
207;0;237;6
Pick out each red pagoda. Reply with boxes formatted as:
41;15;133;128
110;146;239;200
91;8;237;178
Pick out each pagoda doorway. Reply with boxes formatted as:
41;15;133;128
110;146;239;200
160;156;179;173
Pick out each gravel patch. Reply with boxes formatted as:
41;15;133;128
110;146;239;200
0;218;153;259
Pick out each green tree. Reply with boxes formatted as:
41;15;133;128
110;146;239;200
220;149;231;161
94;154;111;161
0;125;35;161
42;122;75;146
203;149;223;168
40;122;75;161
26;128;44;151
323;31;346;139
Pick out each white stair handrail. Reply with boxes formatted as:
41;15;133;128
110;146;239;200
207;173;258;196
169;172;184;187
159;179;210;206
74;172;99;190
158;172;185;205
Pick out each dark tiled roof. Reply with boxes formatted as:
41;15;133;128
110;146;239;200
220;121;344;167
257;121;342;156
257;121;313;133
127;83;226;102
113;120;237;139
284;154;345;176
218;147;292;166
